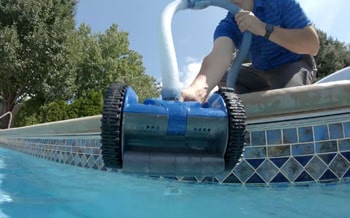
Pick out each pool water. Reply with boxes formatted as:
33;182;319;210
0;148;349;218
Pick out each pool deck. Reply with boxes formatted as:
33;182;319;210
1;81;350;185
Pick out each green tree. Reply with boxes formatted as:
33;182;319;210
15;90;103;126
315;29;350;80
0;0;77;128
73;24;159;102
67;90;103;118
14;23;160;126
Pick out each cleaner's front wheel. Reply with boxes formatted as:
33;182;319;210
217;87;246;170
100;83;128;169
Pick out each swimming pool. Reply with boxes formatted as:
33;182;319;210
1;81;350;186
1;147;349;218
0;81;350;217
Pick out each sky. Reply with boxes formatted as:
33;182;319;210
75;0;350;87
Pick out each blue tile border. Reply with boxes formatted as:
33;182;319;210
283;128;298;144
251;130;266;146
314;125;329;141
298;126;314;143
344;122;350;137
267;129;282;145
1;113;350;186
329;123;344;139
292;143;314;155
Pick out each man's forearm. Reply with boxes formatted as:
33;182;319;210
190;37;235;93
267;25;320;56
191;54;230;92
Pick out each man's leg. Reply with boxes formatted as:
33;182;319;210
219;63;271;94
267;55;317;89
219;55;317;94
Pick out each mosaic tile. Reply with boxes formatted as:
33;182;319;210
246;174;265;183
329;154;349;178
305;156;327;180
244;131;251;145
319;169;338;181
339;139;350;151
281;158;303;182
267;129;282;145
50;150;55;160
256;160;279;182
298;127;314;142
222;173;241;183
63;145;70;152
344;169;350;179
315;141;337;153
251;130;266;146
283;128;298;144
243;147;266;159
313;125;329;141
270;173;289;183
246;159;264;169
268;145;290;157
67;153;74;165
294;156;312;166
73;153;81;165
232;160;255;183
344;122;350;137
62;152;69;163
202;177;219;183
292;143;314;155
270;157;289;168
71;147;78;153
93;148;102;155
95;155;105;170
318;153;336;164
84;147;93;154
58;152;64;163
81;155;88;167
83;139;89;147
87;139;94;147
86;155;95;168
55;151;61;162
214;171;233;183
329;123;344;139
342;152;350;162
97;143;102;148
195;176;205;182
295;171;314;182
67;139;73;146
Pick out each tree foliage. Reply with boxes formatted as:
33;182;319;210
15;90;103;126
72;24;159;101
0;0;77;128
2;1;159;127
314;29;350;80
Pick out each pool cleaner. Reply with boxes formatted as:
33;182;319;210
100;0;252;176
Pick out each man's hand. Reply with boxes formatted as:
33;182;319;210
179;85;209;103
235;10;265;36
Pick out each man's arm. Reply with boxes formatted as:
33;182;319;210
235;10;320;56
180;36;234;102
268;25;319;56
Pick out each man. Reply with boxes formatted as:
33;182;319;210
180;0;319;102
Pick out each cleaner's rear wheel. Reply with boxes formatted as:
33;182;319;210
100;83;127;169
217;87;246;170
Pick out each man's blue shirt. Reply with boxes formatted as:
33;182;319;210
214;0;312;70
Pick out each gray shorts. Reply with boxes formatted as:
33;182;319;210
219;55;317;94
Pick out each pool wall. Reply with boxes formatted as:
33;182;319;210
0;81;350;185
